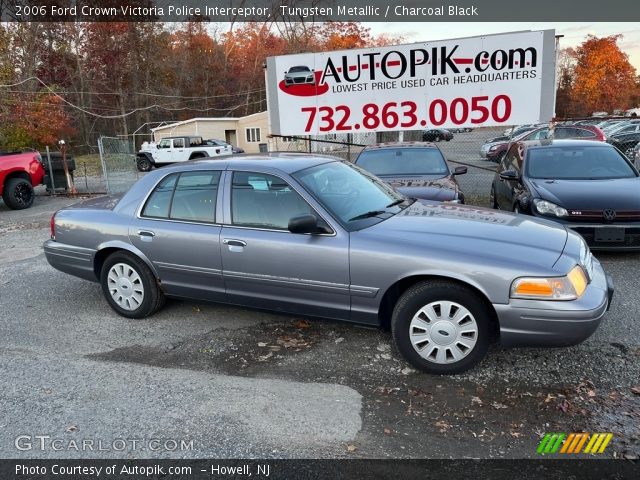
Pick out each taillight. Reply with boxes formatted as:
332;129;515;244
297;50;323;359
50;213;56;240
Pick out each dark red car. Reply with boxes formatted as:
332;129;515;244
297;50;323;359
0;151;45;209
485;125;605;162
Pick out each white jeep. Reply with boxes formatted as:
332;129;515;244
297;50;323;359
136;136;232;172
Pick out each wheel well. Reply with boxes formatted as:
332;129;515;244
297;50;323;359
378;275;500;340
188;152;206;160
93;247;123;279
3;171;32;188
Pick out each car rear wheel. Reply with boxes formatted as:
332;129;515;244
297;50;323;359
434;135;442;142
2;178;34;210
624;145;635;159
391;281;491;374
100;251;165;319
136;156;152;172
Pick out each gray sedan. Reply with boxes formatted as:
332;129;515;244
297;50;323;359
44;154;614;374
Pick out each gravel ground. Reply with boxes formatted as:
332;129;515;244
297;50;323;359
0;167;639;460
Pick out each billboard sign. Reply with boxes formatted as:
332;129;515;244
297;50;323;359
266;30;556;136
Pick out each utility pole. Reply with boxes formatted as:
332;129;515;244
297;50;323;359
59;140;77;195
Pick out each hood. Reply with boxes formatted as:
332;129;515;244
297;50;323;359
529;177;640;209
379;174;458;201
362;201;568;268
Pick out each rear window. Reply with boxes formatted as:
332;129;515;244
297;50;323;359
526;146;637;180
356;148;449;176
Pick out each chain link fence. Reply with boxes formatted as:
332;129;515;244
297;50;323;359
97;136;140;194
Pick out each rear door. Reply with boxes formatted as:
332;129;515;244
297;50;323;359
171;138;186;162
129;169;225;301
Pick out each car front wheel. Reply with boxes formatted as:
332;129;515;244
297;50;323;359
136;156;152;172
392;281;491;374
100;251;165;319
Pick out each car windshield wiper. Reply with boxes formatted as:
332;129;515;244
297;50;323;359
348;210;387;222
386;199;406;208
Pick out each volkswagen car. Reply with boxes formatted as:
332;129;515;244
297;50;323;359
490;139;640;250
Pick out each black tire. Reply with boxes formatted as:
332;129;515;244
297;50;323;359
391;281;491;374
2;178;34;210
136;156;152;172
489;184;498;209
100;251;165;319
434;135;442;142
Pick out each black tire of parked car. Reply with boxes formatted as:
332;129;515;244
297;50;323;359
136;156;152;172
489;184;498;209
100;251;165;319
391;281;491;374
2;177;34;210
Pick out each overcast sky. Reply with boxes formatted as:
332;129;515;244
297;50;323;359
366;23;640;71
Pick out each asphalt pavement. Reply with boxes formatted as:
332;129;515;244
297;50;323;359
0;185;638;460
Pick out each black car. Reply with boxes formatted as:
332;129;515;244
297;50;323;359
354;142;467;203
422;129;453;142
490;139;640;250
608;131;640;159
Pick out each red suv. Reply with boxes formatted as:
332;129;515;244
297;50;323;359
486;125;605;162
0;151;45;209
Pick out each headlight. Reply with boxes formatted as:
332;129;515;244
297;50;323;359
511;265;588;300
489;145;498;151
533;198;568;218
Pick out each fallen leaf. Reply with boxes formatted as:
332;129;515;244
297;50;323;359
383;427;392;436
258;352;273;362
294;320;311;329
510;431;523;438
557;399;570;413
346;443;357;453
335;337;345;344
491;402;508;409
434;420;453;433
66;425;77;432
471;396;483;406
192;306;201;312
257;342;267;347
631;386;640;396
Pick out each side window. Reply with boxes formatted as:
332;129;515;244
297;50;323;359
529;128;549;140
141;173;178;218
504;145;519;172
158;139;170;149
189;137;203;146
246;128;261;143
576;128;596;138
173;138;185;148
231;171;316;230
141;171;221;223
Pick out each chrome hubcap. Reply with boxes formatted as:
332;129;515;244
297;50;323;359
409;301;478;364
107;263;144;311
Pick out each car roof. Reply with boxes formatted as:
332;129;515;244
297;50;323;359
361;141;438;151
157;152;340;175
518;139;612;149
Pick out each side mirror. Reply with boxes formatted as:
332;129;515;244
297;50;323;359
499;170;519;181
453;166;467;175
288;214;326;234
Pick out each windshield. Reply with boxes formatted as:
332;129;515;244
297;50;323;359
288;66;309;73
526;146;637;180
293;161;409;228
356;148;449;176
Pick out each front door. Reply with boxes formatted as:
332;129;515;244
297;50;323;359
129;170;225;301
220;170;350;320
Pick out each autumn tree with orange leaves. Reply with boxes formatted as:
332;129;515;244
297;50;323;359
559;35;638;117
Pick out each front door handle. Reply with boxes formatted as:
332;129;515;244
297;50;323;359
223;239;247;247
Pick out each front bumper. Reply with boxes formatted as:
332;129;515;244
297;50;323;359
495;258;613;348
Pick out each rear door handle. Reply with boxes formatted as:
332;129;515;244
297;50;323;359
138;230;155;242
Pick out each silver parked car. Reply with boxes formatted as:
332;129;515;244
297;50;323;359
44;154;613;374
284;65;315;86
